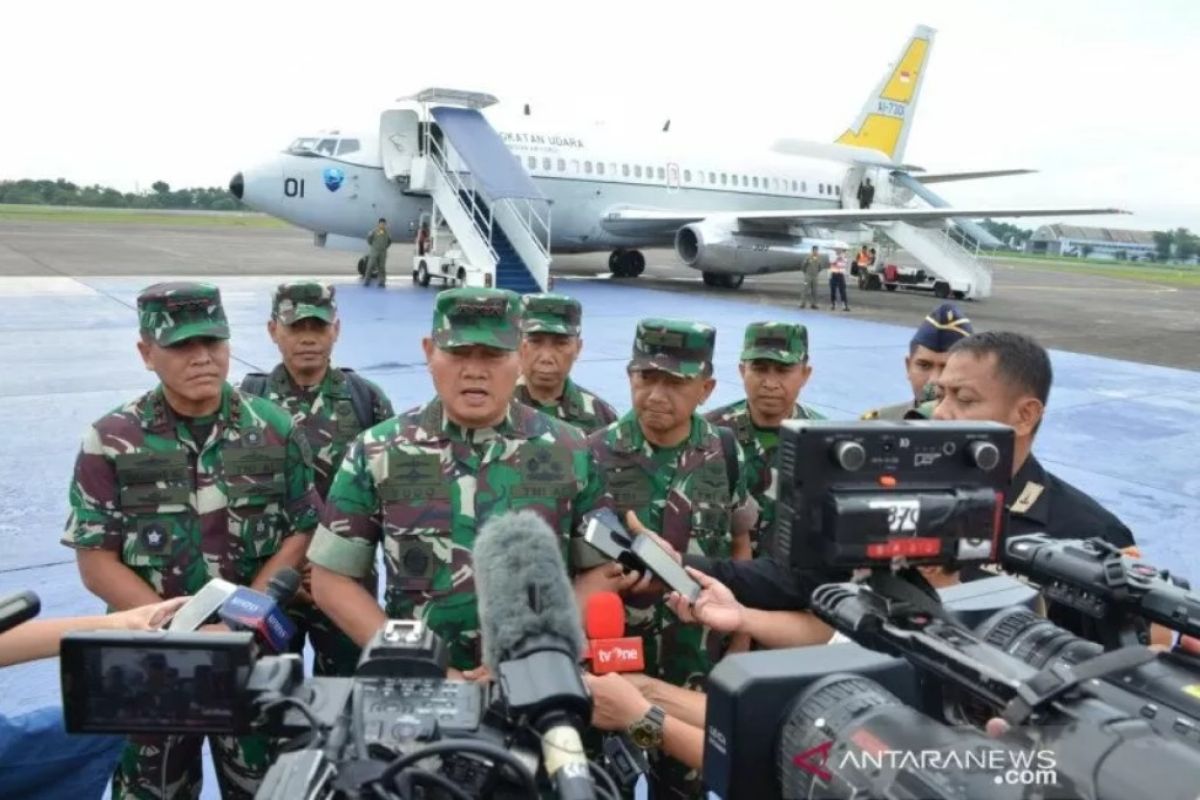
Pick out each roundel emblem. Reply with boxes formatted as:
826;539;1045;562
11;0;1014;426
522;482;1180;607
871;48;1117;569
323;167;345;192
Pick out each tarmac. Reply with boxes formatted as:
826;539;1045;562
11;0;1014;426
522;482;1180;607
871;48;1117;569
2;219;1199;796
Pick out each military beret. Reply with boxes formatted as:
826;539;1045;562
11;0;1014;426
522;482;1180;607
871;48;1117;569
432;287;522;351
273;281;336;324
521;293;582;336
137;281;230;346
911;303;973;353
628;318;715;378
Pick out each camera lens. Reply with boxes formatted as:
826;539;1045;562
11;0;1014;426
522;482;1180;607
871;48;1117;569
976;606;1102;669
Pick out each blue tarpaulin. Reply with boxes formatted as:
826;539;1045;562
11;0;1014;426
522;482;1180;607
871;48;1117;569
430;106;545;202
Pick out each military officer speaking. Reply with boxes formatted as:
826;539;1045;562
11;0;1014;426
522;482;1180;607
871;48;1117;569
705;322;824;554
307;288;604;673
861;301;973;420
240;281;394;677
62;282;321;799
515;292;619;434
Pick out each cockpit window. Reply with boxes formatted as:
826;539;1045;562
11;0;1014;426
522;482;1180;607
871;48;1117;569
287;138;319;155
336;139;360;156
316;138;338;156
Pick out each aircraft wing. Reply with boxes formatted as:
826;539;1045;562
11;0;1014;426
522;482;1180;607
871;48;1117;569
602;205;1128;235
913;169;1037;184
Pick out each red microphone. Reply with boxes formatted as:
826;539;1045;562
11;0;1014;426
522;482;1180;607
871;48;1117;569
585;591;645;674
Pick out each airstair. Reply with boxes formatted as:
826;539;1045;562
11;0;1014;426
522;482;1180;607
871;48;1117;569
387;89;551;294
873;220;994;299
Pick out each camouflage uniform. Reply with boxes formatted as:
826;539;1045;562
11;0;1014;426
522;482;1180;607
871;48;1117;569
247;282;395;677
61;282;321;800
705;323;825;554
588;320;752;689
307;288;604;670
861;302;973;421
514;293;619;434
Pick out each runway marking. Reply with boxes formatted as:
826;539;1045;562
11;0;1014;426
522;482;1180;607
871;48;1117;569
999;283;1179;294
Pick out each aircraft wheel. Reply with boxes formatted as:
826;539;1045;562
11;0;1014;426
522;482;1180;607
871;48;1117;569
724;274;744;289
457;267;467;287
952;290;966;300
418;261;432;287
356;257;368;277
885;284;897;292
628;250;646;277
702;272;718;287
933;281;950;299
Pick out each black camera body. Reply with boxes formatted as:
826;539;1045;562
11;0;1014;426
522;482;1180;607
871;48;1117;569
773;420;1013;573
703;576;1040;799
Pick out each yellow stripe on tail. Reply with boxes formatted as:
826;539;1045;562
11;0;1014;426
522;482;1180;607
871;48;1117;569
836;25;935;162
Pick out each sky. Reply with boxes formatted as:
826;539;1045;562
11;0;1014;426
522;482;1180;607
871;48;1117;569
2;0;1198;231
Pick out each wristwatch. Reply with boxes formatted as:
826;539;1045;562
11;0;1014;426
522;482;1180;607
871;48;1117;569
628;704;666;750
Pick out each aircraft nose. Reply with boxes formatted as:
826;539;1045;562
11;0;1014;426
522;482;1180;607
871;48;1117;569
229;172;244;200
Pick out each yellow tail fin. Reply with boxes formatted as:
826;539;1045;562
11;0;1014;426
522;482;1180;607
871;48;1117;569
836;25;935;162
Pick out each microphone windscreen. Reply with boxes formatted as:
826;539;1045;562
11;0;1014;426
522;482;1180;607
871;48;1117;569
585;591;625;640
474;510;584;671
265;567;302;604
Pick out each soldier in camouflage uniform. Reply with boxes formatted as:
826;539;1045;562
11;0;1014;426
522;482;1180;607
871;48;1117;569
241;281;395;677
861;302;973;421
307;288;604;672
515;293;619;434
61;282;321;800
705;322;824;554
588;320;756;689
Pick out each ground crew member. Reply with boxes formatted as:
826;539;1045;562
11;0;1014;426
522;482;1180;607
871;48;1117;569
801;245;822;310
861;301;973;420
587;319;755;797
62;281;321;799
364;218;391;288
854;245;872;277
515;293;619;434
829;247;850;311
705;322;823;554
240;281;394;676
307;288;604;673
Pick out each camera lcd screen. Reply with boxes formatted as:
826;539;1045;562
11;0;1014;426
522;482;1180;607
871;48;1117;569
61;632;253;734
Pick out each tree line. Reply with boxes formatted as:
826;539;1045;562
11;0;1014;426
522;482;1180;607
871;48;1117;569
0;178;245;212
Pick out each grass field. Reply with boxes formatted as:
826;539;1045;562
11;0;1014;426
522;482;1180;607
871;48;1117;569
0;204;287;228
986;251;1200;288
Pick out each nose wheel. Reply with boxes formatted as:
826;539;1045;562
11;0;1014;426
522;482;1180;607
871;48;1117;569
609;248;645;278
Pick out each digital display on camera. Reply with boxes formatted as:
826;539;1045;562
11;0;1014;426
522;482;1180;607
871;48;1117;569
61;631;254;735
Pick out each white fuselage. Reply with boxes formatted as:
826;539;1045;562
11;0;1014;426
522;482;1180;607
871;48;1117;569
237;111;882;260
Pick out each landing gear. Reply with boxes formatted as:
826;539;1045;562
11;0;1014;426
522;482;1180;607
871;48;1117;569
701;272;744;289
608;248;646;278
933;280;950;299
356;256;368;277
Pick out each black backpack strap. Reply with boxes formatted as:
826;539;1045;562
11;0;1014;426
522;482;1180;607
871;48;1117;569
240;372;270;398
716;425;740;492
339;368;377;430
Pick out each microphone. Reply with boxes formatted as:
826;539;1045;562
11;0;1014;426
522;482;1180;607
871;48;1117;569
584;592;644;674
0;591;40;636
166;578;238;631
217;568;301;653
475;511;594;800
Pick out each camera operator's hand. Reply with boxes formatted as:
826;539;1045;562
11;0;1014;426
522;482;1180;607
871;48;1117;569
585;673;651;731
110;596;189;631
462;665;492;683
666;568;744;633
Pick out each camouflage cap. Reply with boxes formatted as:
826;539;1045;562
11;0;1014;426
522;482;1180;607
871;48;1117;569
911;303;973;353
740;321;808;364
521;293;582;336
137;281;230;346
273;281;336;325
431;287;522;351
628;318;716;378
